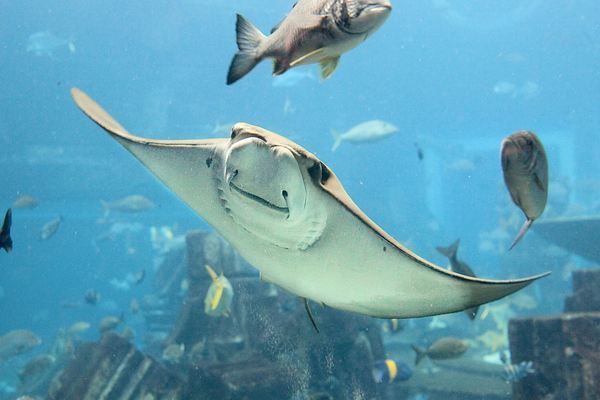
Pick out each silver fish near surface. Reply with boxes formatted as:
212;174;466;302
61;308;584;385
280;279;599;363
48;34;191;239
71;88;549;321
331;120;398;151
226;0;392;84
26;31;75;57
501;131;548;249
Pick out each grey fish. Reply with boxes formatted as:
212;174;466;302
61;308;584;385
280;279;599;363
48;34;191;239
501;131;548;249
40;216;62;240
226;0;392;84
99;313;124;334
70;88;549;321
0;330;41;362
412;336;468;365
0;209;12;253
331;119;398;151
436;239;478;319
18;354;56;385
101;195;155;215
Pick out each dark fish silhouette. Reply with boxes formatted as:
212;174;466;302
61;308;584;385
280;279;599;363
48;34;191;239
436;239;478;319
501;131;548;249
0;209;12;253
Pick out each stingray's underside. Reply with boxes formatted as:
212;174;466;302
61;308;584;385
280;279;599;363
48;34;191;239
71;88;550;319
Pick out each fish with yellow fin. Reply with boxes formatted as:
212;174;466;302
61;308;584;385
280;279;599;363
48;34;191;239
204;265;234;317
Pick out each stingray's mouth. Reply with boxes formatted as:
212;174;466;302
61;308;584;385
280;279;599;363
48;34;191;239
229;181;289;216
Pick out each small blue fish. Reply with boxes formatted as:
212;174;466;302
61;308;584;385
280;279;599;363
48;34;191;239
372;359;412;384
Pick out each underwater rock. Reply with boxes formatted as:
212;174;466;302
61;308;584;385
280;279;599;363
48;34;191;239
564;269;600;312
47;333;183;400
509;312;600;399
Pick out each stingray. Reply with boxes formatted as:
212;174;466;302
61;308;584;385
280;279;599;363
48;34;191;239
71;88;549;322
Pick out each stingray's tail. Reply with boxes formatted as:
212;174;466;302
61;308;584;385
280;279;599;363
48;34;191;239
227;14;266;85
509;218;533;250
436;239;460;260
411;345;427;366
331;130;343;152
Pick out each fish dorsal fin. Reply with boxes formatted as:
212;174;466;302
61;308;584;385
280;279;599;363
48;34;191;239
205;265;219;283
271;2;297;33
320;56;340;79
290;48;326;68
210;283;225;311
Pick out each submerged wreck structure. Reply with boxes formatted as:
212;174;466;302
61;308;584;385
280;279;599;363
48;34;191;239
509;268;600;400
46;230;386;400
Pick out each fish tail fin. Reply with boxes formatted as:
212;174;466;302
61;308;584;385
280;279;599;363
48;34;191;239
411;345;426;366
227;14;265;85
436;239;460;260
331;130;342;152
509;219;533;250
1;208;12;253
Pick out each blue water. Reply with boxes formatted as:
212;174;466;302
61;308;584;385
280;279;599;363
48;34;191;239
1;0;599;397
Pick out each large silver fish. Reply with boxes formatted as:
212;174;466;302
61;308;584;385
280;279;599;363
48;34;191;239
71;88;549;321
226;0;392;84
501;131;548;249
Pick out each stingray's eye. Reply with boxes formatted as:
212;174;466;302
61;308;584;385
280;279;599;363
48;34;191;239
282;190;288;198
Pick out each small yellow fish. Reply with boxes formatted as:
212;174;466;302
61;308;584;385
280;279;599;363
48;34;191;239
204;265;234;317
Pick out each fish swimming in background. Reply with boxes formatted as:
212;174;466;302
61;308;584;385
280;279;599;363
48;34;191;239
40;216;62;240
70;88;549;322
501;131;548;249
26;31;75;57
436;239;479;319
372;359;412;384
99;313;124;334
0;330;41;362
162;343;185;364
18;354;56;386
67;321;91;336
226;0;392;84
331;120;398;151
84;288;100;305
204;265;234;317
500;351;535;382
414;142;424;161
12;195;39;209
0;209;12;253
412;337;468;366
100;195;155;216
